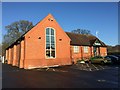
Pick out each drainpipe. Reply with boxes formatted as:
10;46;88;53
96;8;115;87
5;50;8;63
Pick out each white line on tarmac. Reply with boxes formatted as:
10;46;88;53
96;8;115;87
89;68;92;71
106;81;118;85
86;63;90;68
98;65;104;69
98;79;118;85
92;64;99;70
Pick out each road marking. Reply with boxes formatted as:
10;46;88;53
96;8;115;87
97;79;106;82
81;64;84;70
92;64;99;70
106;81;118;85
37;69;41;70
81;64;83;67
97;79;118;85
89;68;92;71
98;65;104;69
52;69;55;71
115;67;119;69
59;70;68;72
46;68;49;71
86;63;90;68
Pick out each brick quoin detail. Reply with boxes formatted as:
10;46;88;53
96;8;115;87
12;45;17;66
19;40;25;68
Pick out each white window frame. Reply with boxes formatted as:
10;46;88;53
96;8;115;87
94;40;101;46
73;46;79;53
84;46;88;53
45;27;56;59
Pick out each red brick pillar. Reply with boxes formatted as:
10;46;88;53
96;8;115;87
11;47;14;64
70;46;74;64
7;49;9;64
81;46;83;60
12;45;17;66
90;47;92;57
97;47;99;56
16;44;20;67
5;50;8;61
19;40;24;68
8;48;12;64
7;49;9;61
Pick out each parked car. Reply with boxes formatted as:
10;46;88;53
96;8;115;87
89;56;112;64
104;55;120;64
113;55;120;60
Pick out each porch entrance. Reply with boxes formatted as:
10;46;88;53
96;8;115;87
93;46;100;56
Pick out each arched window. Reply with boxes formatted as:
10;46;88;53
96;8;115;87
46;27;55;58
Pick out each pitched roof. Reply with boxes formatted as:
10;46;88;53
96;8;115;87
6;14;106;50
65;32;106;46
6;13;52;49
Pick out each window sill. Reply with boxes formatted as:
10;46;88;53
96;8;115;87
84;52;89;54
74;52;79;54
46;57;56;59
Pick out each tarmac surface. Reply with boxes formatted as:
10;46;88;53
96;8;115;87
2;63;120;89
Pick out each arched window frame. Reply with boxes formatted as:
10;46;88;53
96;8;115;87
45;27;56;59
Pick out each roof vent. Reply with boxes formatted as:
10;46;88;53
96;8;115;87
38;37;41;39
59;39;62;41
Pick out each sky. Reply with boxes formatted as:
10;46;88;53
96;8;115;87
2;2;118;46
0;2;2;44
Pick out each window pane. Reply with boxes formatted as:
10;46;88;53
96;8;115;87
46;44;50;49
51;36;54;43
51;44;55;49
46;27;55;58
46;50;50;58
84;46;88;53
46;28;49;35
46;36;50;43
51;28;54;35
51;51;55;58
73;46;79;53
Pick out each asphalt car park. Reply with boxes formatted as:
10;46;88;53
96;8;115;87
2;62;119;89
32;63;119;72
70;63;119;72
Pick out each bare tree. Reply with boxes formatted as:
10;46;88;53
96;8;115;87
2;20;34;55
71;29;91;35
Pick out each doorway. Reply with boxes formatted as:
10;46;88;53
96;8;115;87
93;47;100;56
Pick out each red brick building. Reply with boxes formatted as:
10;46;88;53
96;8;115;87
5;14;107;69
